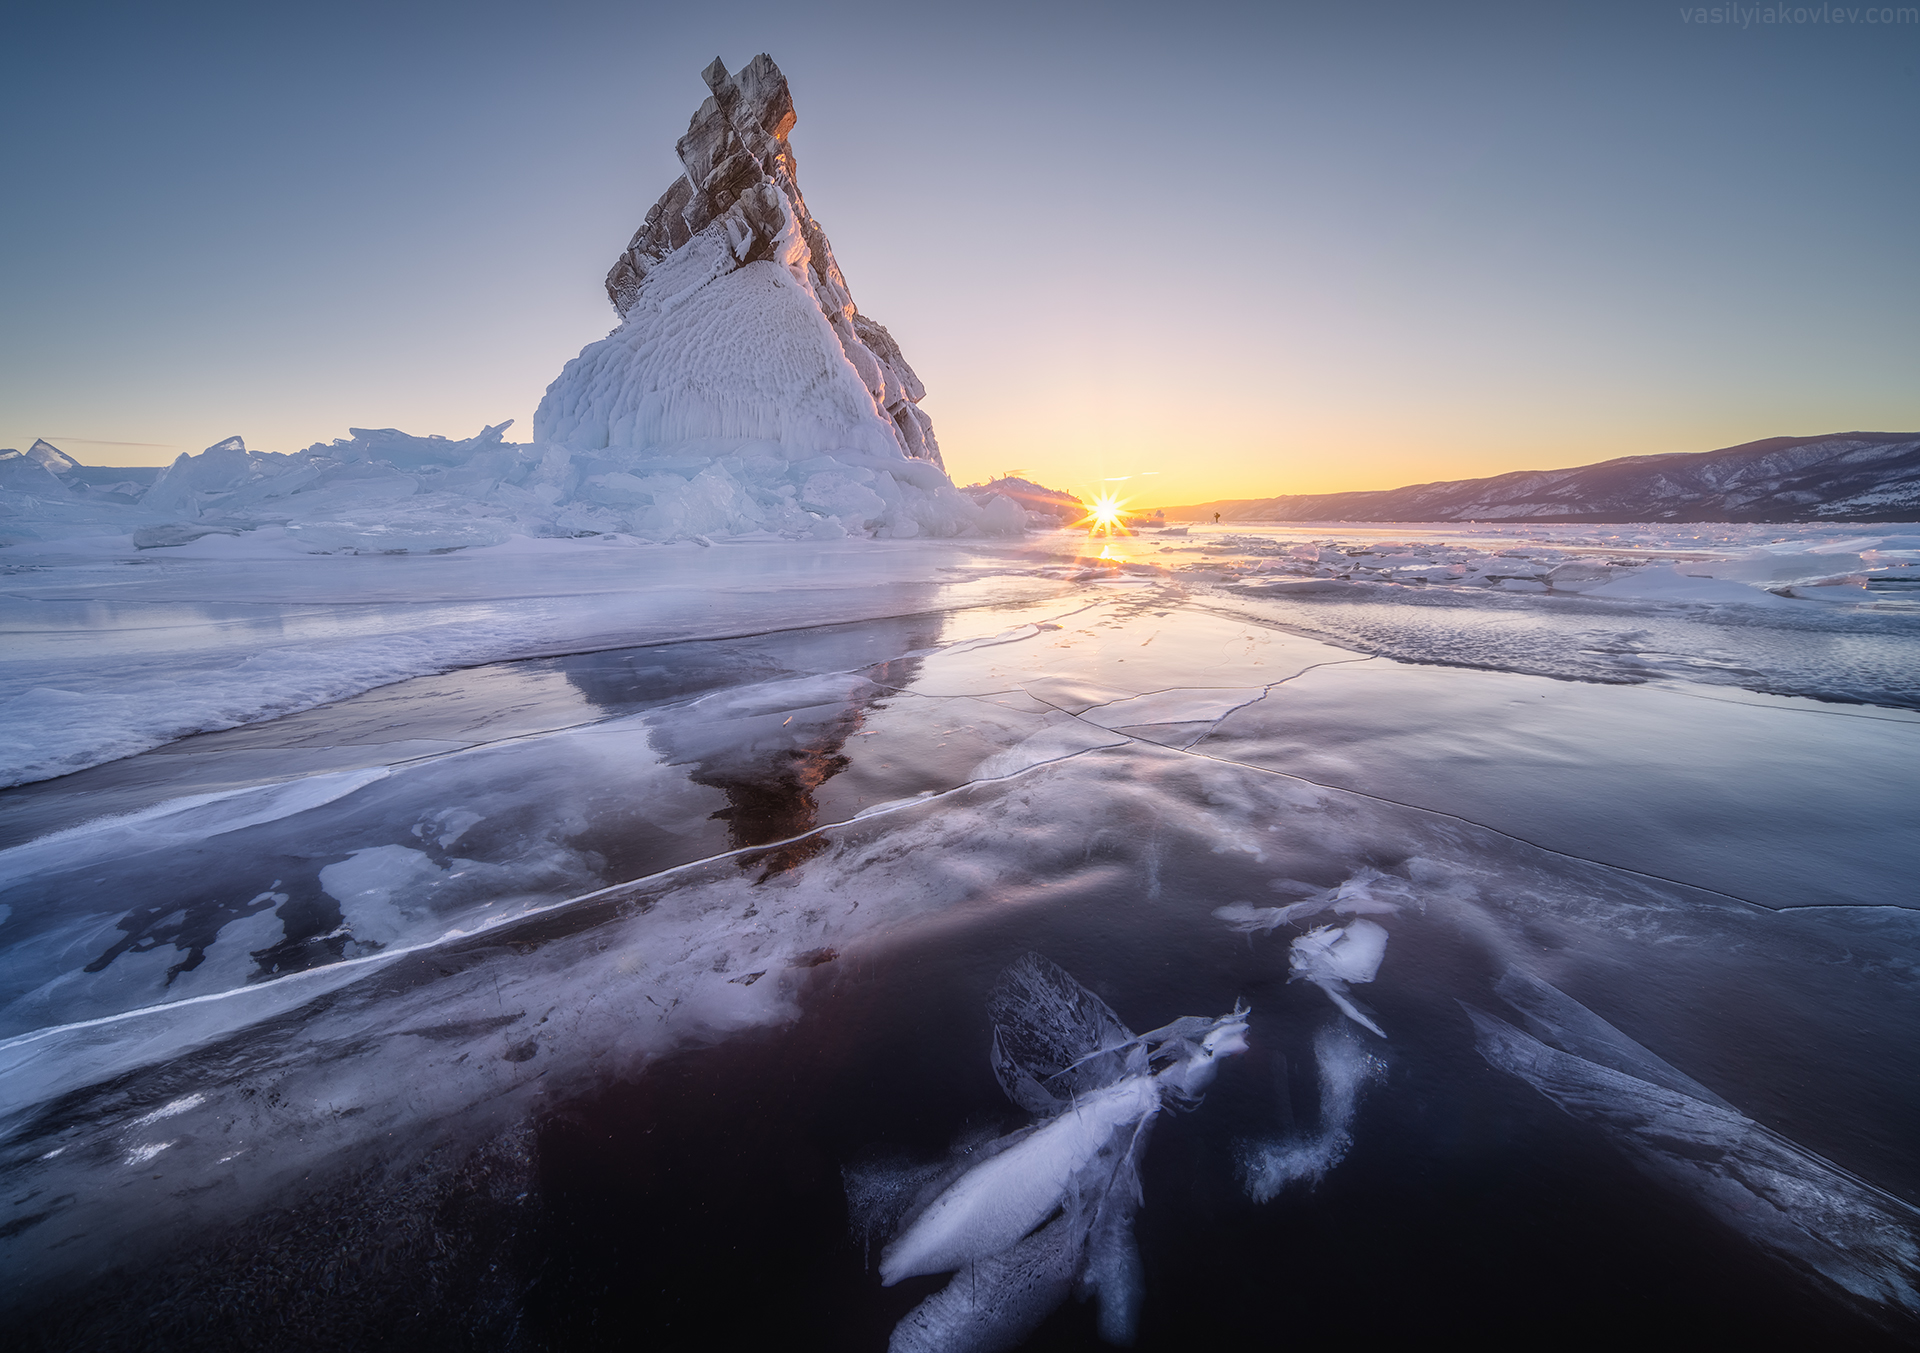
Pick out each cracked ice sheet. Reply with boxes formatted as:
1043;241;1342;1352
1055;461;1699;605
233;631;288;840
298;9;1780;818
0;599;1084;851
1199;578;1920;709
0;598;1371;1040
0;606;1137;1035
1194;659;1920;909
6;583;1914;1044
900;596;1368;700
3;736;1916;1319
0;535;1079;787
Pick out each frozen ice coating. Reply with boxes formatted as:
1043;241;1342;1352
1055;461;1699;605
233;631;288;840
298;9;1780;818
1469;977;1920;1314
2;501;1918;1344
0;62;1026;557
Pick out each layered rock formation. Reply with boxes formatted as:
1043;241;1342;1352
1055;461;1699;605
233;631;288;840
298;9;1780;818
1165;433;1920;524
535;55;941;469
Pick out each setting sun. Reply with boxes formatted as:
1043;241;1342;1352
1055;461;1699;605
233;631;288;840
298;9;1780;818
1078;491;1130;535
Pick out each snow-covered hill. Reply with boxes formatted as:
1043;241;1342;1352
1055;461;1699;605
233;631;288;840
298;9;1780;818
1167;432;1920;524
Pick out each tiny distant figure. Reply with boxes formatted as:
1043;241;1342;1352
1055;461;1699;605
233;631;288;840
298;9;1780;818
1214;512;1221;524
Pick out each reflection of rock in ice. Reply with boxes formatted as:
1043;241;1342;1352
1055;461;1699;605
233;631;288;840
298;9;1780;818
1469;971;1920;1316
852;954;1248;1350
1238;1024;1385;1204
1215;869;1397;1036
634;626;936;875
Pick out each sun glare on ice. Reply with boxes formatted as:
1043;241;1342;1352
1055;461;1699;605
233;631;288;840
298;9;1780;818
1078;492;1131;536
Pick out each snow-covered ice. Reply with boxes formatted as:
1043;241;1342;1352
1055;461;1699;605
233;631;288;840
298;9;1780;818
1;520;1916;1345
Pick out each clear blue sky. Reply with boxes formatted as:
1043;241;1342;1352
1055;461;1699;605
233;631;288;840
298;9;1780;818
4;0;1916;503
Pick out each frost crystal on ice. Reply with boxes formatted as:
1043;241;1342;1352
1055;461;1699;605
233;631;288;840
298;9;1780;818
1237;1023;1385;1203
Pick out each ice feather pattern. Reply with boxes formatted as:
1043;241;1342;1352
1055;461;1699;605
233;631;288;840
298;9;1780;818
857;955;1248;1350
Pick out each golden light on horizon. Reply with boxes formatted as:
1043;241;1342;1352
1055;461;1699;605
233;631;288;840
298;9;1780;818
1077;491;1130;535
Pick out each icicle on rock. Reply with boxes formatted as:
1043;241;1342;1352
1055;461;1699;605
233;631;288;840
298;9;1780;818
854;954;1248;1351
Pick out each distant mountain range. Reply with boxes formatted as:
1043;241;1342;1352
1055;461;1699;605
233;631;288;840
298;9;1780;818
1161;432;1920;524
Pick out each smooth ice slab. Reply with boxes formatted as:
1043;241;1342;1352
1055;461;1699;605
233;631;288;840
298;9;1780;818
1197;659;1920;908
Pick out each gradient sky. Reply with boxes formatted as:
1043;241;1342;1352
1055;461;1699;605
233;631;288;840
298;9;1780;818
4;0;1916;505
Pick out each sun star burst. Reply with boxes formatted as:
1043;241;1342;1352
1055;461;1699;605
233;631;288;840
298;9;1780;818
1079;491;1130;536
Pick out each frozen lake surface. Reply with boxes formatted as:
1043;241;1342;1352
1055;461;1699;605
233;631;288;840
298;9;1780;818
2;522;1917;1349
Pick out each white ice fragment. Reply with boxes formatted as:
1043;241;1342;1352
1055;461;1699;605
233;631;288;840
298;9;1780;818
123;1141;173;1166
1468;981;1920;1313
1291;919;1388;986
128;1093;206;1128
886;1211;1083;1353
1218;869;1406;936
1289;919;1390;1036
879;1075;1161;1285
874;951;1248;1353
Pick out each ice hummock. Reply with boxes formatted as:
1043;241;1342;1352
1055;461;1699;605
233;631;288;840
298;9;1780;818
852;954;1248;1349
0;419;1027;553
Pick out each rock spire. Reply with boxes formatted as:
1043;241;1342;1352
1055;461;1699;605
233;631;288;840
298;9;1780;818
536;55;940;467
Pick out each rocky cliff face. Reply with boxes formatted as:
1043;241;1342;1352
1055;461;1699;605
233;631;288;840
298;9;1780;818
1167;433;1920;524
537;55;940;467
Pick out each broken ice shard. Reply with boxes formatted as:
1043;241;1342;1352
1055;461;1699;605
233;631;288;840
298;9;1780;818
858;954;1248;1350
1215;869;1397;1036
1469;971;1920;1315
1288;918;1390;1037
